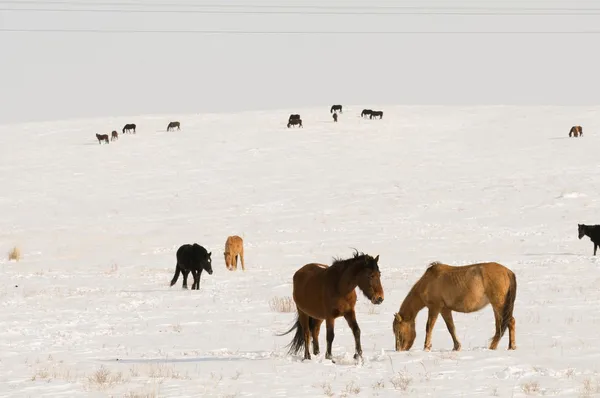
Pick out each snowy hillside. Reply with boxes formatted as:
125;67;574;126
2;105;600;397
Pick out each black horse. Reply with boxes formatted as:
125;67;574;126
330;105;343;114
170;243;213;290
122;123;136;134
361;109;372;118
167;121;180;131
370;110;383;119
288;118;303;128
332;113;338;122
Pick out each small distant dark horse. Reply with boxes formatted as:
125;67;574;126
170;243;213;290
578;224;600;255
330;105;343;114
569;125;583;137
95;133;109;144
333;113;338;122
278;250;384;362
370;111;383;119
288;114;303;128
111;131;118;141
167;121;181;131
361;109;372;118
122;123;136;134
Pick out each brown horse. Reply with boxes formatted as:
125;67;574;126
332;113;338;122
278;251;384;362
167;121;180;131
224;235;245;271
95;133;109;144
569;125;583;137
393;261;517;352
111;131;118;141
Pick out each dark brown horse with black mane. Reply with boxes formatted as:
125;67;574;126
569;125;582;137
122;123;136;134
95;133;109;144
278;250;384;362
111;131;118;141
167;121;180;131
361;109;372;118
330;104;343;114
370;110;383;119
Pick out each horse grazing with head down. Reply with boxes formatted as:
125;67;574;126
111;131;118;141
361;109;372;118
95;133;109;144
170;243;213;290
393;261;517;352
167;121;180;131
278;250;384;362
370;110;383;119
330;104;343;114
224;235;245;271
569;125;583;137
122;123;136;134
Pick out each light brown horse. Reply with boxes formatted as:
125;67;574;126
278;251;384;361
569;125;583;137
393;261;517;352
224;235;245;271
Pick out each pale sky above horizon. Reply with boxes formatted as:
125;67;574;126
1;0;599;124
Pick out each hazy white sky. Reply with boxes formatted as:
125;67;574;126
1;1;599;124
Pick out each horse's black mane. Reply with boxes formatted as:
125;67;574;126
331;250;379;271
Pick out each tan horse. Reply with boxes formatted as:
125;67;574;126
393;261;517;352
278;251;384;362
224;235;245;271
569;125;583;137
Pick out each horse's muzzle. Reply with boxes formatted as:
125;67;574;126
207;269;213;275
372;297;384;305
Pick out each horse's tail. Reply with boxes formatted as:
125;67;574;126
276;312;314;356
170;264;181;287
500;271;517;337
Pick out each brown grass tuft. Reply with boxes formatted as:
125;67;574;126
269;296;295;313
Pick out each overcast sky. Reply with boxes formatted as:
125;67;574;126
1;1;599;124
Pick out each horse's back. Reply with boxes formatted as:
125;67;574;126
225;235;243;251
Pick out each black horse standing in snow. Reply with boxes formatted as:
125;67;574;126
170;243;213;290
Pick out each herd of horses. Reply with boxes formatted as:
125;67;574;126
168;232;521;361
90;105;593;360
94;122;179;144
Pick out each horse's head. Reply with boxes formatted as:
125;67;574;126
356;254;384;305
578;224;586;239
393;313;416;351
204;251;213;275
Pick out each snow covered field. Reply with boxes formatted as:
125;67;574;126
2;105;600;397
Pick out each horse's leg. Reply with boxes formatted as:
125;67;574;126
298;310;312;360
181;269;190;289
194;269;203;290
440;308;461;351
311;319;323;356
424;308;440;351
489;306;503;350
343;310;363;359
240;247;245;271
594;243;598;256
325;317;335;360
233;254;237;270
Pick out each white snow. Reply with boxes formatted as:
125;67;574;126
2;105;600;397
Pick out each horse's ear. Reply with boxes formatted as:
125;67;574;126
394;313;402;322
208;252;212;257
374;255;379;263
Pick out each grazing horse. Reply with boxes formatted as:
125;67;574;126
167;121;181;131
122;123;136;134
370;111;383;119
333;113;338;122
111;131;118;141
278;251;384;361
330;104;343;114
578;224;600;255
95;133;109;144
361;109;372;118
569;125;583;137
170;243;213;290
224;235;245;271
393;261;517;352
287;118;303;128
